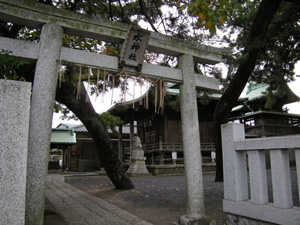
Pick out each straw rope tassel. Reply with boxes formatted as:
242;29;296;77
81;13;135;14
139;75;143;105
120;72;127;105
132;78;136;109
56;62;60;88
157;78;162;114
59;69;62;88
56;63;166;113
111;74;115;105
58;61;63;88
145;78;150;109
102;71;107;98
86;68;92;102
76;66;82;99
160;78;165;114
96;68;100;96
123;73;128;104
157;79;161;114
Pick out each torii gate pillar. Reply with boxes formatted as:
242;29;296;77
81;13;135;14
25;23;63;225
178;54;213;224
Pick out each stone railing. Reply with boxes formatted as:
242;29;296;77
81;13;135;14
141;142;216;165
144;142;183;153
221;123;300;225
144;142;215;153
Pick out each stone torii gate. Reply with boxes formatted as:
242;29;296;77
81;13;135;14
0;0;226;224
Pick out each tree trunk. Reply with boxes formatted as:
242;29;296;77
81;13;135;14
213;0;283;182
56;82;134;189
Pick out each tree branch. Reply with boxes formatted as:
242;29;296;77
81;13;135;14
151;0;167;33
108;0;114;21
138;0;158;32
56;81;134;189
117;0;127;23
213;0;283;181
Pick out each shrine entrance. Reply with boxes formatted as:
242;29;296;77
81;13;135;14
0;1;227;224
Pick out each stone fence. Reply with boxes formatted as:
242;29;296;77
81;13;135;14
222;123;300;225
0;79;31;225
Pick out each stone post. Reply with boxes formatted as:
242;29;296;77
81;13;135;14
0;80;31;225
25;23;63;225
221;123;248;202
151;153;154;165
270;149;293;208
178;54;209;224
159;138;164;165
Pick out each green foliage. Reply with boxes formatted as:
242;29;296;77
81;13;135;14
186;0;230;34
100;43;121;57
198;91;211;106
54;102;63;113
166;96;181;112
264;89;276;109
219;0;300;109
17;27;40;42
99;112;124;137
62;33;103;52
0;49;30;80
53;0;163;25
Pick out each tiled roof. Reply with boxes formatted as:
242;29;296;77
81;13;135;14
72;124;87;132
245;83;269;101
245;82;300;102
60;123;136;134
57;123;80;129
51;128;76;145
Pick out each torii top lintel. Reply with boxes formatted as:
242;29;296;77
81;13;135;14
0;0;228;65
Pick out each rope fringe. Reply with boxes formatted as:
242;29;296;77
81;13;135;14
59;61;165;114
56;61;64;88
152;78;166;114
86;68;92;102
76;66;82;99
96;68;100;95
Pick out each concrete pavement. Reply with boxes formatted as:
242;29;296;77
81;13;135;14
46;173;153;225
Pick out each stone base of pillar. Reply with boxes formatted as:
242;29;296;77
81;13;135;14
127;172;152;177
178;215;215;225
126;150;150;175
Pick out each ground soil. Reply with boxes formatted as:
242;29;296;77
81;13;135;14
44;198;67;225
64;173;227;225
44;169;300;225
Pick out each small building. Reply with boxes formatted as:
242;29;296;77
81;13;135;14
50;128;76;170
231;83;300;137
54;122;136;172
